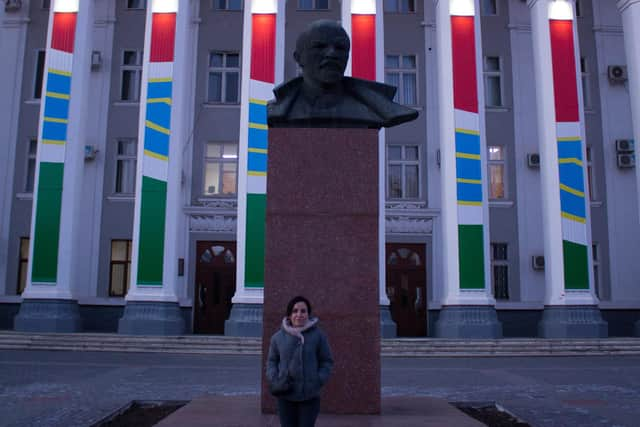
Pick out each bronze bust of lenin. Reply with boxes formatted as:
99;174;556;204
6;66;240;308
267;20;419;129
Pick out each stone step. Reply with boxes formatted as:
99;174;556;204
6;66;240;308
1;332;639;357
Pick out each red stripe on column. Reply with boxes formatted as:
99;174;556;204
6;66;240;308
51;13;77;53
150;13;177;62
550;20;579;122
351;14;376;81
250;14;276;84
451;16;478;113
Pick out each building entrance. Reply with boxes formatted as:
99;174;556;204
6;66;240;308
386;243;427;337
194;241;236;334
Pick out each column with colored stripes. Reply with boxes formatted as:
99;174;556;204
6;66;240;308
549;18;590;290
451;13;486;290
236;1;278;293
132;5;177;289
29;5;78;287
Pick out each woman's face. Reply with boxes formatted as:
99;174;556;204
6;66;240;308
289;301;309;327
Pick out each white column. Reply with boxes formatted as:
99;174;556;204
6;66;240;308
528;0;596;306
617;0;640;219
22;0;94;300
0;5;29;295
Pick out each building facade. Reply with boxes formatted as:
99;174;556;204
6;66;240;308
1;0;639;337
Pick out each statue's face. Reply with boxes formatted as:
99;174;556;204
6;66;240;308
296;25;349;88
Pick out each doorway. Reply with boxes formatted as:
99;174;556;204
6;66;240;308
386;243;427;337
193;241;236;334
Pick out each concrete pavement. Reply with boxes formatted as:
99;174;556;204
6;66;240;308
0;350;638;426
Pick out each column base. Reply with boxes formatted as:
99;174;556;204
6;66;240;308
380;305;397;338
538;305;608;338
434;305;502;338
224;303;263;337
14;299;82;333
118;301;185;335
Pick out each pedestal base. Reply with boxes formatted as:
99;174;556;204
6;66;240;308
14;299;82;333
118;301;185;335
434;306;502;338
380;305;397;338
537;305;608;338
224;303;263;337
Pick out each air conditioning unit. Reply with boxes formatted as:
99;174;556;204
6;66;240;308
532;255;545;271
527;153;540;168
84;145;98;161
4;0;22;12
615;139;634;153
608;65;628;83
617;153;635;169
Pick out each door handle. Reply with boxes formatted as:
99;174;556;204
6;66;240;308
414;287;422;311
199;283;206;310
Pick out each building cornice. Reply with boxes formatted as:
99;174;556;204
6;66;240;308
617;0;640;14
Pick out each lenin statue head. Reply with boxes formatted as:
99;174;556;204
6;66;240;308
267;20;418;129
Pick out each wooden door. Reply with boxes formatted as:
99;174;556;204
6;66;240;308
386;243;427;337
194;241;236;334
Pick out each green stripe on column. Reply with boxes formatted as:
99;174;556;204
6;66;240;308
563;239;589;290
137;176;167;286
245;193;266;288
458;224;485;289
31;162;64;283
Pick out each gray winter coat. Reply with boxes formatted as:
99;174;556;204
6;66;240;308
266;318;334;402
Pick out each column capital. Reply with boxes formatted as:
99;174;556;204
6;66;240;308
617;0;640;13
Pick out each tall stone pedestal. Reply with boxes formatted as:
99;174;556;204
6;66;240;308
262;128;381;415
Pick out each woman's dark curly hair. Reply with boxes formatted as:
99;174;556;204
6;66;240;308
286;295;312;317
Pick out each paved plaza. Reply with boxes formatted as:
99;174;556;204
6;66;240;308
0;350;638;427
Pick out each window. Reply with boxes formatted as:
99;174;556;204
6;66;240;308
383;0;415;13
42;0;50;9
592;243;600;298
484;56;503;107
385;55;417;105
34;50;46;99
575;0;582;17
25;139;37;193
488;146;505;199
481;0;497;15
109;240;132;297
120;50;143;101
207;52;240;104
586;146;595;201
298;0;329;10
204;142;238;196
213;0;242;10
17;238;29;295
387;145;420;199
580;57;591;109
491;243;509;300
126;0;146;9
115;139;137;195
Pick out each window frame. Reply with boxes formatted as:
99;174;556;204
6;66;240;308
480;0;498;16
42;0;51;9
126;0;146;10
114;138;138;196
33;49;46;100
212;0;243;10
16;237;30;295
483;56;504;108
386;143;421;200
580;56;591;109
203;141;239;197
206;51;241;104
25;138;38;193
586;145;595;201
487;145;507;200
384;54;419;106
490;242;509;300
120;49;143;102
592;242;600;299
297;0;329;10
383;0;416;13
109;239;132;297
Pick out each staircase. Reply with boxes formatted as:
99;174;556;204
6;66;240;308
1;331;639;356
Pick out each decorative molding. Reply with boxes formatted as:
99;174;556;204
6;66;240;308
386;215;434;235
195;198;238;209
617;0;640;14
385;201;427;210
592;25;624;34
189;214;237;233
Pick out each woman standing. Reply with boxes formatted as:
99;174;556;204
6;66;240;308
266;296;334;427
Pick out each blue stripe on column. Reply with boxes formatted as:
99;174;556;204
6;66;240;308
44;98;69;119
146;102;172;130
46;73;71;95
249;103;267;125
248;128;268;150
558;140;582;160
455;132;480;155
147;81;173;99
42;121;67;141
144;127;170;157
248;151;267;172
456;157;482;181
457;182;483;202
559;164;585;192
560;190;586;219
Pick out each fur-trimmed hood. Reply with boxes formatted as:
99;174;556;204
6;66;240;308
281;317;318;345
